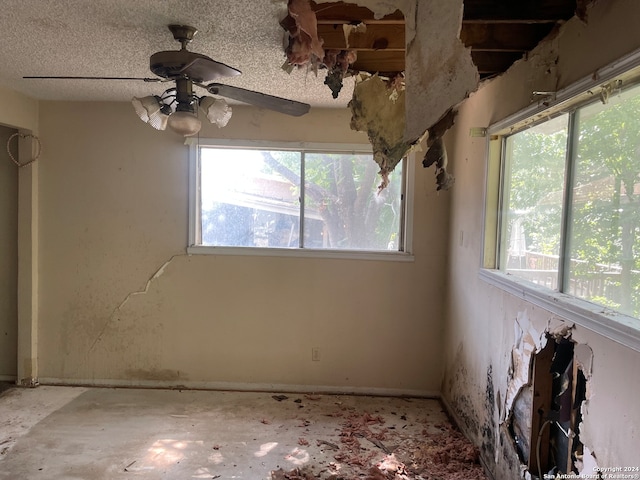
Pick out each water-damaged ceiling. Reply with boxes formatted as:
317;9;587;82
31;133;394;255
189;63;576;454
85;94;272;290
0;0;584;108
308;0;581;80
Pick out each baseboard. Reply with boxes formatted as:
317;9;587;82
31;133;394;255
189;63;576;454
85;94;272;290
440;395;497;480
440;395;466;430
0;374;17;382
38;377;440;399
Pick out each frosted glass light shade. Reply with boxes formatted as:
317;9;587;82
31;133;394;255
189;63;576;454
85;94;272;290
167;111;202;137
147;112;169;131
199;96;232;127
131;96;168;131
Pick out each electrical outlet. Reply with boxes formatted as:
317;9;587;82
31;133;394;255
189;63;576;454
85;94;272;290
312;348;320;361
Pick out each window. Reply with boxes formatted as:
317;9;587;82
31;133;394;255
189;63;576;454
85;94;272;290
484;53;640;348
188;141;410;256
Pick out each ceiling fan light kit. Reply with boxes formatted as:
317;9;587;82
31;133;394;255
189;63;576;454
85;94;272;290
131;91;231;136
132;96;167;130
25;24;311;137
166;110;202;137
199;96;232;128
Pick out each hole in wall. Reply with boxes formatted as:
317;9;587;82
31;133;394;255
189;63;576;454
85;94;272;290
508;333;589;479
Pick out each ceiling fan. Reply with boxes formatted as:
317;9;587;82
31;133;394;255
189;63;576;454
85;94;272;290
24;24;311;136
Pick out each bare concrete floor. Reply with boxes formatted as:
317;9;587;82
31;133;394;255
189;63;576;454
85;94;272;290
0;385;487;479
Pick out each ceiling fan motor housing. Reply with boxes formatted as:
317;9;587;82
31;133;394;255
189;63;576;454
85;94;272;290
150;50;212;82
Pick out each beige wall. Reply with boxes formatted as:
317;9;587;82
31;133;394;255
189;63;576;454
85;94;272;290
0;125;18;378
36;103;449;394
443;0;640;476
0;85;38;132
0;87;39;384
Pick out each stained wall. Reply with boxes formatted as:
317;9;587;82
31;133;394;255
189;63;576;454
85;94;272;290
0;125;19;378
443;0;640;476
35;103;449;394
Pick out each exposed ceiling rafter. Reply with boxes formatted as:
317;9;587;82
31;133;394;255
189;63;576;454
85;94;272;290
308;0;582;79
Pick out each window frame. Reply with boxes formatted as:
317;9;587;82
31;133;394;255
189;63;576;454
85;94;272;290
480;48;640;352
186;138;415;262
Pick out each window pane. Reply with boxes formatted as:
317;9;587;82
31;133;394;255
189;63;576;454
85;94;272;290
303;153;402;250
200;148;301;247
501;115;569;288
568;84;640;317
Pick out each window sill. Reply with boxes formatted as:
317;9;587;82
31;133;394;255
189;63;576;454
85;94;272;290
187;245;415;262
479;269;640;353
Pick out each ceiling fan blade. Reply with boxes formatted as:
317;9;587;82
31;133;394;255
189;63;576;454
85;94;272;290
178;58;241;83
23;76;163;82
205;83;310;117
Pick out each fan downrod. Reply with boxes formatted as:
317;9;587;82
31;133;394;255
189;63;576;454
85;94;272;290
168;25;197;49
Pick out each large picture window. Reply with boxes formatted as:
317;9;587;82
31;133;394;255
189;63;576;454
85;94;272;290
497;81;640;322
189;143;407;254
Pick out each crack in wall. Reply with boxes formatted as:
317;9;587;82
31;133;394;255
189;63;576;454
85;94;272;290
88;254;185;353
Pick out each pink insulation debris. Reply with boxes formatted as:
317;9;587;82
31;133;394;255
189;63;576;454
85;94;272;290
286;0;325;66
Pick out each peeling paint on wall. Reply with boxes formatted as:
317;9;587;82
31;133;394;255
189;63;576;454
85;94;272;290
498;313;602;478
576;445;599;476
503;311;546;421
546;316;575;340
573;345;598;476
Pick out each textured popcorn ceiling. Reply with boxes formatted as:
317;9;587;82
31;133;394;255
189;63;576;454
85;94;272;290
0;0;359;107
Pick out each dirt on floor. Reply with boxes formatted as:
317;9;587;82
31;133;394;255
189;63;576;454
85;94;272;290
270;395;487;480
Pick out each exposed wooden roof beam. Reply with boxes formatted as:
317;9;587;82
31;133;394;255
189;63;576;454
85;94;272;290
352;50;404;74
318;24;405;51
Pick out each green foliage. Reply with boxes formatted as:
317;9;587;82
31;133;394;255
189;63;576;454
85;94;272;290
503;85;640;318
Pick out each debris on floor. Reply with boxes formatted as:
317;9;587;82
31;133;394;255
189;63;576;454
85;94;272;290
1;387;487;479
270;399;487;480
272;466;318;479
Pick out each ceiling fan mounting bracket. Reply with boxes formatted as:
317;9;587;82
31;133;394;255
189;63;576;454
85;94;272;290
168;25;198;49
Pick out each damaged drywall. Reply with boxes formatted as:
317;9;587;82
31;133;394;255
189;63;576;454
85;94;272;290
403;0;478;142
285;0;325;65
499;313;600;478
349;73;416;189
422;109;457;190
281;1;359;99
343;0;477;188
503;312;547;420
286;0;478;191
